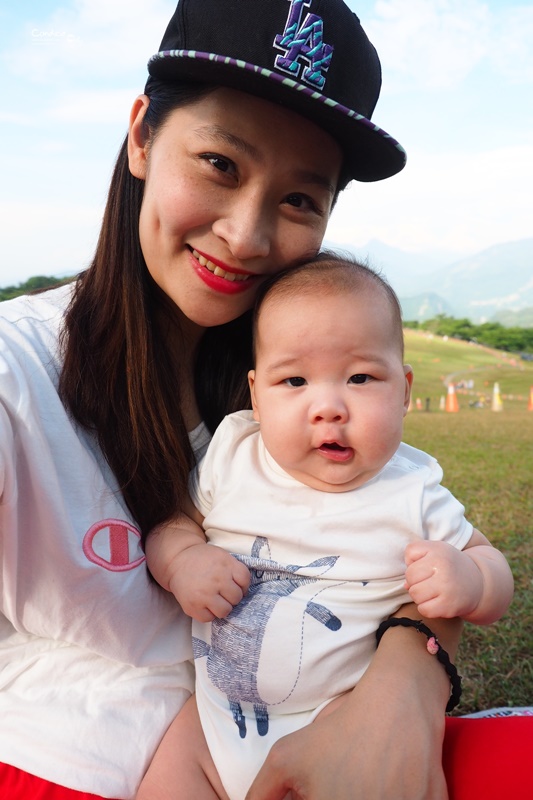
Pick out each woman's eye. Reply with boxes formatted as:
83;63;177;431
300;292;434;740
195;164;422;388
202;154;236;175
284;377;307;387
349;374;373;384
284;193;318;212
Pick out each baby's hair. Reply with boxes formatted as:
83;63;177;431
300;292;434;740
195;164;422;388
253;250;405;359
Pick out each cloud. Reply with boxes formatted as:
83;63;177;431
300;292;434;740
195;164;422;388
48;88;139;125
0;201;102;285
491;6;533;84
0;200;100;236
0;110;39;126
1;87;139;129
4;0;175;84
328;142;533;255
363;0;533;91
366;0;491;90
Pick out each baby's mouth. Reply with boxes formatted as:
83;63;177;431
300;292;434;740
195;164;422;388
191;249;251;282
318;442;354;462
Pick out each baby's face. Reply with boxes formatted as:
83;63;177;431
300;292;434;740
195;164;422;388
248;287;413;492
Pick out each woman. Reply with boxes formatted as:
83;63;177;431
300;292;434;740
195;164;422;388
1;1;515;799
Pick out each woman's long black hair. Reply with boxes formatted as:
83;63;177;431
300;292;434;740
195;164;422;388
59;79;253;540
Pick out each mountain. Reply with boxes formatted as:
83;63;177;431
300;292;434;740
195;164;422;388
327;238;460;297
330;237;533;324
415;239;533;321
492;307;533;328
399;293;455;322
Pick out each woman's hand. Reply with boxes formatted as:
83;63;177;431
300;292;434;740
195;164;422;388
246;607;461;800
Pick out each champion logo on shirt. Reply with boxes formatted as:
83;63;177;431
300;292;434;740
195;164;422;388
82;519;145;572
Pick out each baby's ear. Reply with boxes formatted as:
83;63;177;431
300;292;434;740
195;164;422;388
403;365;414;414
248;370;260;421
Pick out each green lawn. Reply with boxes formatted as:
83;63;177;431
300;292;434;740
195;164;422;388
403;332;532;714
405;328;533;411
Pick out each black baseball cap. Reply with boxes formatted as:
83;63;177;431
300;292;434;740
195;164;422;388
147;0;406;182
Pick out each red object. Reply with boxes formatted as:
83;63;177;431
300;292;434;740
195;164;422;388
0;763;115;800
443;716;533;799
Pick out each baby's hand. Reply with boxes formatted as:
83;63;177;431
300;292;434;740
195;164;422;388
168;544;250;623
404;540;483;619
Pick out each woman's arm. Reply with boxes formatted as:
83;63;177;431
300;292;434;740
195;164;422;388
246;604;461;800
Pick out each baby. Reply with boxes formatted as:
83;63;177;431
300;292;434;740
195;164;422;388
140;253;513;800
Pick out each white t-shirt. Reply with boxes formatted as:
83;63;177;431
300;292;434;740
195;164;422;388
190;411;474;800
0;286;198;798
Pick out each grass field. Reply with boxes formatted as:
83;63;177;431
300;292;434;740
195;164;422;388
403;330;532;714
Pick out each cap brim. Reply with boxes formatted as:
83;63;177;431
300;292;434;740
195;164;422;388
148;50;406;183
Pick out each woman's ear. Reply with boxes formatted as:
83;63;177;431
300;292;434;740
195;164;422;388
127;95;150;179
248;370;260;422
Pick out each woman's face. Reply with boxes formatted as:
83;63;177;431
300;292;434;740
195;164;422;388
128;88;342;328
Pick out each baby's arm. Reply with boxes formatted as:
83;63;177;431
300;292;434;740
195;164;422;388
145;499;250;622
404;529;514;625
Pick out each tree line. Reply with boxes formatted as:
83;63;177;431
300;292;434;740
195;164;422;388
404;315;533;355
0;275;74;302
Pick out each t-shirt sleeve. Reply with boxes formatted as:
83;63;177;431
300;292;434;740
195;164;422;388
420;459;474;550
0;351;21;507
0;356;25;617
188;415;232;518
0;404;9;502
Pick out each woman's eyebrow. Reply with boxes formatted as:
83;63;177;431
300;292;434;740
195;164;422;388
294;169;336;196
194;124;335;196
194;125;260;159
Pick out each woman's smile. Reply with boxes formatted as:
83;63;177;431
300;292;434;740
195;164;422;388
189;247;257;295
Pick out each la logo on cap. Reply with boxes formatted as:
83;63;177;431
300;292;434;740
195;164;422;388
273;0;334;90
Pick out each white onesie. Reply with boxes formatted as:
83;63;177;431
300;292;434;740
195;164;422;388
190;410;473;800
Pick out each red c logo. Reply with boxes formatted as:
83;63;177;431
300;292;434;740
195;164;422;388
82;519;145;572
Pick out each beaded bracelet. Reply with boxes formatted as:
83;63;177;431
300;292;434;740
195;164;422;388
376;617;462;712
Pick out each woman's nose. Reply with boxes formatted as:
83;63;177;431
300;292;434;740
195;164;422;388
212;193;272;261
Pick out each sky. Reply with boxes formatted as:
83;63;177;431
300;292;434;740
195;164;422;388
1;0;532;286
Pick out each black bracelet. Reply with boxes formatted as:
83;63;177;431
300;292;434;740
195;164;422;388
376;618;462;712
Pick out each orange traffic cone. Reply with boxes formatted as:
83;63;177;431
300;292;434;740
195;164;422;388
528;386;533;411
445;383;459;413
491;382;503;412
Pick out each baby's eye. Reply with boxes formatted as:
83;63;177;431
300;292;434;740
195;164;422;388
284;377;307;387
349;374;373;384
